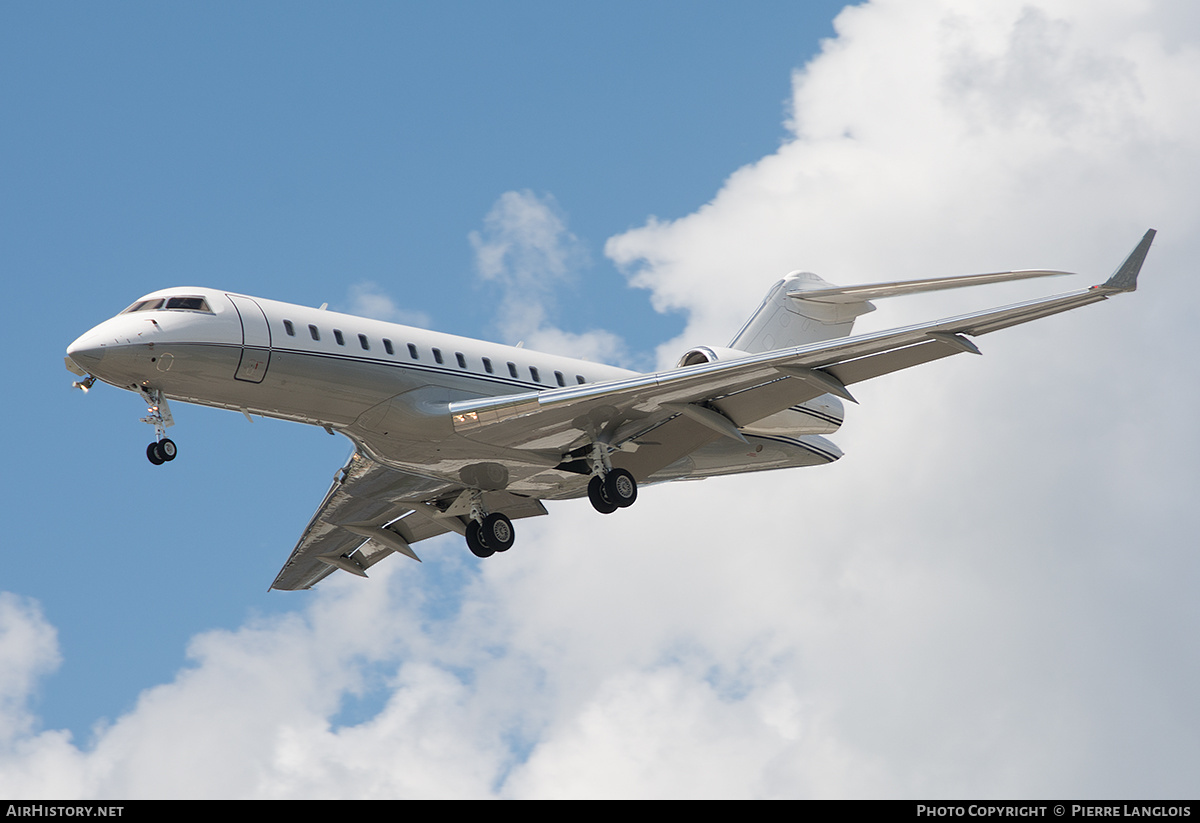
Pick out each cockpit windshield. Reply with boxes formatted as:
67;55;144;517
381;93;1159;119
121;296;213;314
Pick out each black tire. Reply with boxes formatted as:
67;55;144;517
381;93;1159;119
482;512;515;552
147;442;165;465
588;475;618;514
465;521;495;558
159;438;177;461
605;468;637;508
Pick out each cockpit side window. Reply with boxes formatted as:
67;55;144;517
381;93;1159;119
121;299;164;314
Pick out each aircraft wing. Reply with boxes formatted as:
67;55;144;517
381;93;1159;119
449;231;1155;471
270;451;547;590
278;231;1152;588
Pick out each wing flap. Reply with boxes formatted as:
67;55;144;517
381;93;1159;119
270;453;449;590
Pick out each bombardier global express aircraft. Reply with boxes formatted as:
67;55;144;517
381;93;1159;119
65;230;1155;590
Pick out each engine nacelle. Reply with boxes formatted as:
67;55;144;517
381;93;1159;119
674;346;844;436
675;345;752;368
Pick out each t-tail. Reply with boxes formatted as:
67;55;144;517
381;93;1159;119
728;267;1074;354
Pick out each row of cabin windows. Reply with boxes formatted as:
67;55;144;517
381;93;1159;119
281;319;586;386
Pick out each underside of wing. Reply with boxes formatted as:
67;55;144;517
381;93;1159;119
270;451;546;590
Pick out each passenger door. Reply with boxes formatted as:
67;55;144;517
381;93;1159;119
226;294;272;383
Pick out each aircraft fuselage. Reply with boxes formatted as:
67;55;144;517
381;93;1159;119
67;287;844;500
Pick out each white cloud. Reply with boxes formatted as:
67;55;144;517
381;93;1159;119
0;594;60;744
470;190;583;287
469;190;630;364
345;281;432;328
608;0;1200;365
5;0;1200;799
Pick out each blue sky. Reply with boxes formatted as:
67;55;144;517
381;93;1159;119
2;0;844;763
7;2;843;342
3;1;1199;799
4;0;844;739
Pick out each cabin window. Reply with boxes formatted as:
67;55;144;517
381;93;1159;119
334;329;345;346
432;348;443;364
283;320;295;336
482;357;494;374
383;339;394;355
576;375;586;384
455;352;467;369
530;366;541;383
507;362;518;378
407;343;419;359
309;325;320;341
554;371;565;387
358;334;369;350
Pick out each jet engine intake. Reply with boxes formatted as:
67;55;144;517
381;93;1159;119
675;346;752;368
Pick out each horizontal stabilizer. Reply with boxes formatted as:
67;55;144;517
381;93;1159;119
730;266;1075;353
789;269;1071;304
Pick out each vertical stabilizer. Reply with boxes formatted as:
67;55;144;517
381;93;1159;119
728;272;876;354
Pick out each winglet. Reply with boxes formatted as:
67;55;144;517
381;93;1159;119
1100;229;1156;292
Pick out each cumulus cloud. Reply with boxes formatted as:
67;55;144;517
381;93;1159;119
6;0;1200;799
0;594;60;744
345;281;432;328
607;0;1200;364
469;190;630;364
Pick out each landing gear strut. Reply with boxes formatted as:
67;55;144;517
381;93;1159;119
139;386;177;466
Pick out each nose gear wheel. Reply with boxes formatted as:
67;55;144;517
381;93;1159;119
138;387;179;466
146;438;177;465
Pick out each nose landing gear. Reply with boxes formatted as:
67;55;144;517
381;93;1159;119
146;438;178;465
139;386;178;466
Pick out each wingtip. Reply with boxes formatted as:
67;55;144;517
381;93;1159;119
1100;228;1156;292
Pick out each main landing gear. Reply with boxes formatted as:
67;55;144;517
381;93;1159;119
464;493;515;558
584;441;638;515
587;468;637;514
139;386;178;466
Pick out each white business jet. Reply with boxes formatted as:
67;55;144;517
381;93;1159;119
65;230;1155;590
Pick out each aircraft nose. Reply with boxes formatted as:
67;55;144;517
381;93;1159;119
66;331;107;372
